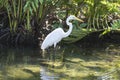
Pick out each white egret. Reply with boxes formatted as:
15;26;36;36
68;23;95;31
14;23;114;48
41;15;83;51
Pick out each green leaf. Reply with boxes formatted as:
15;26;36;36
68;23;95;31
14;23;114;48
99;28;111;37
39;0;43;4
80;23;87;28
34;0;39;8
39;4;43;18
32;2;36;12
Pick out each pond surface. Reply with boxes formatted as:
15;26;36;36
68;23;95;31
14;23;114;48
0;44;120;80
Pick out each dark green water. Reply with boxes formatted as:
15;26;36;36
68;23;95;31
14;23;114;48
0;44;120;80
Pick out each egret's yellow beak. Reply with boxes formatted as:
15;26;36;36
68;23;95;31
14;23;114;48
75;17;84;22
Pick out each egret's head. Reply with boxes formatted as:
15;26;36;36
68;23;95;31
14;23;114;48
68;15;84;22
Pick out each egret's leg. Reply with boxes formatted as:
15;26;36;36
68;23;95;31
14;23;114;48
53;47;56;61
41;49;45;58
46;48;52;60
41;48;51;60
53;43;57;60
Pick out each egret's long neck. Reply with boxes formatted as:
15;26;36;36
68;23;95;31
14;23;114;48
63;19;73;38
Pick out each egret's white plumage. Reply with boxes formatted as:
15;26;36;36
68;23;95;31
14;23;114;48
41;15;83;50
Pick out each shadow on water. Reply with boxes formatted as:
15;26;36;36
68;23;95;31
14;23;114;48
0;46;41;80
0;43;120;80
40;43;120;80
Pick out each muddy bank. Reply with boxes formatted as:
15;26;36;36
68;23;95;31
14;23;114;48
75;30;120;48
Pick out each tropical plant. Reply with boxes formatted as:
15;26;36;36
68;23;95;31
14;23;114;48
111;19;120;30
0;0;62;45
80;0;120;30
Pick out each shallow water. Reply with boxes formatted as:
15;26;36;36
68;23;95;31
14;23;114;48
0;44;120;80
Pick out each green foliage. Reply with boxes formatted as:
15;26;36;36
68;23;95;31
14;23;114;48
111;19;120;30
80;0;120;29
99;28;111;37
5;0;44;32
0;0;120;43
23;0;40;31
0;0;7;8
1;0;120;32
6;0;23;32
100;19;120;37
